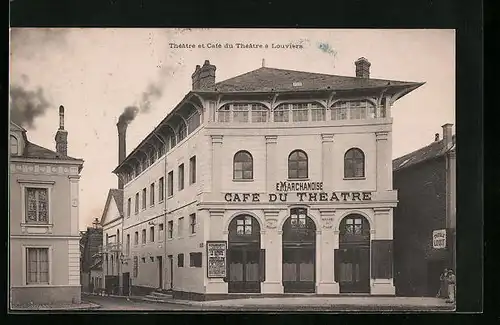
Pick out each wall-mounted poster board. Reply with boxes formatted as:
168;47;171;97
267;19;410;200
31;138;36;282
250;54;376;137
206;241;227;278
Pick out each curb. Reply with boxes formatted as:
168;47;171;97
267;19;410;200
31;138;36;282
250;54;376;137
11;302;102;311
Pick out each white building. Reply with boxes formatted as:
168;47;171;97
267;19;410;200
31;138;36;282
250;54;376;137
112;58;424;300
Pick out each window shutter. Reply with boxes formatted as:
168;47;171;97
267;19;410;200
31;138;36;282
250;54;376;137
371;240;393;279
223;248;229;282
334;249;340;282
260;249;266;282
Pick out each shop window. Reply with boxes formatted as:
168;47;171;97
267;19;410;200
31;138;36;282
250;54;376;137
233;150;253;180
344;148;365;178
288;150;308;179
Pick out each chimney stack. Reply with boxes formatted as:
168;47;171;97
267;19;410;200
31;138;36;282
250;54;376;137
117;120;128;189
55;105;68;156
192;60;216;90
355;57;371;78
442;123;453;150
435;133;440;142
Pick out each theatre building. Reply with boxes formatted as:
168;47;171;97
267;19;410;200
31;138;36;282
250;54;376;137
113;58;424;299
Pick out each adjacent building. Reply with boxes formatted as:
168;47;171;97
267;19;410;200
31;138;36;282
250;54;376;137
111;58;424;300
80;218;103;293
9;106;84;305
393;124;456;297
99;189;125;294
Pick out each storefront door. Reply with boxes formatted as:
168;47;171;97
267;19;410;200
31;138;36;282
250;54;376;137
282;208;317;293
337;246;370;293
228;244;260;293
227;215;262;293
282;245;315;293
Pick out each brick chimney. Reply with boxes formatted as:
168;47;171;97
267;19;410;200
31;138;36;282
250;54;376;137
192;60;216;90
442;123;453;150
355;57;371;78
55;105;68;156
116;120;127;189
435;133;440;142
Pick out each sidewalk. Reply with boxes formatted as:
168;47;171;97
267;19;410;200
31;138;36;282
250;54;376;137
82;293;455;311
11;301;101;311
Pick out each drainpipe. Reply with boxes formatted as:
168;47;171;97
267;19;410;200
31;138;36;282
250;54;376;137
152;131;168;291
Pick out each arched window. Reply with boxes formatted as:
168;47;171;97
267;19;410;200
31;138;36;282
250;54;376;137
177;121;187;142
288;150;308;179
344;148;365;178
339;214;370;242
233;150;253;180
10;135;18;155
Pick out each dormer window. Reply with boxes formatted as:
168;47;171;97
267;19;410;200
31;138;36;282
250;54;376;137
10;135;19;155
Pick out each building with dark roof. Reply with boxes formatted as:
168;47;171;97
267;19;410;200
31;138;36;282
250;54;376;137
110;58;423;299
80;219;103;293
9;106;85;306
393;124;456;297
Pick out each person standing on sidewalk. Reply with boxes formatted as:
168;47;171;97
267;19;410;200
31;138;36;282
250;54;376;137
437;269;449;298
445;269;456;304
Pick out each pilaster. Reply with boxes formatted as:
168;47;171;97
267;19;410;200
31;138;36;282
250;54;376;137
317;208;339;294
68;175;81;236
265;136;278;193
373;207;392;240
321;134;334;191
262;209;283;293
375;131;391;192
211;135;223;193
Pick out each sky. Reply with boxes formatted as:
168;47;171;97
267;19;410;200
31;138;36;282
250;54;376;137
9;28;455;231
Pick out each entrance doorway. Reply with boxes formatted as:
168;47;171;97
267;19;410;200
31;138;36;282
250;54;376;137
282;207;316;293
336;214;371;294
122;272;130;295
167;255;173;290
157;256;163;289
228;215;262;293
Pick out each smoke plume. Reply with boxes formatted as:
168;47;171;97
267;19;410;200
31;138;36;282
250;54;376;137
118;60;178;125
9;84;52;129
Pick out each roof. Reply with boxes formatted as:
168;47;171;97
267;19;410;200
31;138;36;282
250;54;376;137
100;189;124;225
214;67;423;93
393;135;456;171
22;141;82;161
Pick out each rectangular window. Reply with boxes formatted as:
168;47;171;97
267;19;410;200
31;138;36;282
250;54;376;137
134;231;139;245
25;188;49;224
142;188;147;210
311;104;325;121
150;183;155;206
167;221;173;239
26;248;49;284
233;104;249;123
178;164;184;191
135;193;139;214
189;156;196;184
159;177;165;202
150;226;155;242
159;223;164;241
142;229;146;244
251;104;268;123
167;171;174;196
189;213;196;234
126;234;130;255
274;106;289;122
177;253;184;267
178;217;184;237
127;198;131;218
292;103;309;122
218;105;231;123
189;252;202;267
133;256;138;277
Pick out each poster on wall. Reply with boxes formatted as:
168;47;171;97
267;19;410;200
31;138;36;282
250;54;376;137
206;241;227;278
432;229;447;249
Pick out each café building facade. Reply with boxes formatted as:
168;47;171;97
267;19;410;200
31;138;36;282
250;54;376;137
113;58;424;299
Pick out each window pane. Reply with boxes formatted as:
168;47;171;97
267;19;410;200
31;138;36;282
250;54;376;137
236;225;244;235
237;219;244;225
244;225;252;235
234;170;243;179
243;170;253;179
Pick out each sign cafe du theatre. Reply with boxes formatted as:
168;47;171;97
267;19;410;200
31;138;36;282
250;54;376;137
224;180;374;203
